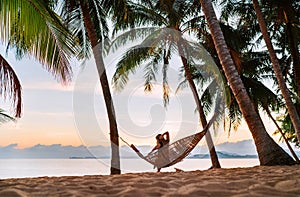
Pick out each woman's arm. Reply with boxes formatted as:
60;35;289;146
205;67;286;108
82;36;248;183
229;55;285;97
163;131;170;141
149;144;161;154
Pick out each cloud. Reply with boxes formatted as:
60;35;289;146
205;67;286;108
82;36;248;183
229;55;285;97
27;111;73;117
23;82;74;92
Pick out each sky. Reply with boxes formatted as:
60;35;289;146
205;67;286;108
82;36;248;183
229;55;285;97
0;39;281;150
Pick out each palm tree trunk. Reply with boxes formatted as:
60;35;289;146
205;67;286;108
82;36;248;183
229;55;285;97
265;108;299;162
252;0;300;144
284;10;300;98
80;1;121;175
199;0;295;165
177;40;221;168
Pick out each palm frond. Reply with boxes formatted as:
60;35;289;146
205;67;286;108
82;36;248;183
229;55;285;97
61;4;91;60
227;98;243;132
60;0;110;60
181;15;206;33
182;40;224;90
242;76;284;111
143;58;160;92
112;46;156;91
175;77;188;94
212;93;226;127
200;79;223;115
112;27;176;91
0;0;76;83
162;49;170;107
109;27;158;53
143;48;168;92
90;0;109;42
0;54;22;118
112;1;167;35
0;108;15;124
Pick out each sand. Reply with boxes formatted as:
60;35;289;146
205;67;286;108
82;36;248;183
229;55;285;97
0;165;300;196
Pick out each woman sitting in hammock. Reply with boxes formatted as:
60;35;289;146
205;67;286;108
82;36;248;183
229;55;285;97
149;131;170;172
150;131;170;152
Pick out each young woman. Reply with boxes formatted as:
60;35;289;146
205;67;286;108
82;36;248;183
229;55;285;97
149;131;170;172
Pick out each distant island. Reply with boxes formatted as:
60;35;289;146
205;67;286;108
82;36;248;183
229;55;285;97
68;151;258;159
69;156;97;159
188;151;258;159
0;141;274;159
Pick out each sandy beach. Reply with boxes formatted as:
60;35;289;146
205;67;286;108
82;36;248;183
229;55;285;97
0;165;299;196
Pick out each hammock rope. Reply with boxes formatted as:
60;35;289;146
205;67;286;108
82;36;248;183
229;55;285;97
119;136;131;147
119;113;217;169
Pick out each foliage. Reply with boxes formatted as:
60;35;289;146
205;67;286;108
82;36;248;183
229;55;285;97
0;0;76;82
216;0;300;141
111;0;224;111
0;0;78;118
0;108;15;124
274;96;300;147
0;54;21;117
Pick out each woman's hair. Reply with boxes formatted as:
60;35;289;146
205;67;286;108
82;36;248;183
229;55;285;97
156;134;161;140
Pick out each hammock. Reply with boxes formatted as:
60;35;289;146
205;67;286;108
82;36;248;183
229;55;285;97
120;114;216;169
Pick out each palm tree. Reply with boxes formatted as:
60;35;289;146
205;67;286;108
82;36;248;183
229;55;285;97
199;0;295;165
112;0;221;168
0;0;76;117
252;0;300;144
243;77;299;162
257;0;300;98
0;0;75;82
219;0;300;160
257;0;300;148
60;0;121;174
196;21;299;162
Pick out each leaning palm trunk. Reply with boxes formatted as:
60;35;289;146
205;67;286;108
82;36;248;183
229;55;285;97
283;8;300;99
288;26;300;99
252;0;300;144
199;0;295;165
177;40;221;168
80;2;120;175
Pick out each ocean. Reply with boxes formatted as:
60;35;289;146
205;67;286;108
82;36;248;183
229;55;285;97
0;158;259;179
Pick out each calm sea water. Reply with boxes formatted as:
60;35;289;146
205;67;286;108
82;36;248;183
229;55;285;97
0;158;259;179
